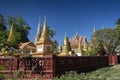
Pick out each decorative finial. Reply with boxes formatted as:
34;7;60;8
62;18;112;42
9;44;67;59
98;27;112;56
65;32;66;37
39;16;40;22
38;16;49;41
44;16;46;22
94;26;96;33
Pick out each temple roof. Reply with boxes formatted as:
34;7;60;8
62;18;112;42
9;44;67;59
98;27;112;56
70;33;86;46
19;42;36;50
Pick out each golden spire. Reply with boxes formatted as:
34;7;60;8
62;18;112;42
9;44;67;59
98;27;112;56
94;26;96;33
7;23;15;42
64;33;68;46
58;33;71;56
39;16;49;41
35;20;41;42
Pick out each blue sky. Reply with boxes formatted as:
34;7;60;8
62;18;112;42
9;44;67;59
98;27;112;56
0;0;120;43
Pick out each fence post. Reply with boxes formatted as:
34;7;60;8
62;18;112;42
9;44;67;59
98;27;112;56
52;55;56;79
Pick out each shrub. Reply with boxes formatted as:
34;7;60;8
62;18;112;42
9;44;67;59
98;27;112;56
0;65;5;70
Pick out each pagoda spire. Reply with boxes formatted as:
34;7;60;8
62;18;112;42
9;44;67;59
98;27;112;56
35;20;41;42
7;23;15;42
39;16;49;41
58;42;62;53
37;21;41;35
94;26;96;33
58;33;71;56
64;32;68;46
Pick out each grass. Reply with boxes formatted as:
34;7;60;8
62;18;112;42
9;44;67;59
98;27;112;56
54;65;120;80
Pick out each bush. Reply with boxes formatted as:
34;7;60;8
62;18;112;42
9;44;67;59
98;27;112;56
0;65;5;70
85;48;98;56
0;65;5;80
0;73;4;80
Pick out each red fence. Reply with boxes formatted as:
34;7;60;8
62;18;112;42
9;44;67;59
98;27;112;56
0;57;19;70
54;56;109;76
0;55;118;79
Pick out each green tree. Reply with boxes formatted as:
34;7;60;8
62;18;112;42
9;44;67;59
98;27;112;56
86;48;98;56
47;26;56;39
47;26;58;52
53;40;59;53
96;28;117;54
115;18;120;44
0;14;8;51
89;29;105;55
0;14;6;31
7;16;31;42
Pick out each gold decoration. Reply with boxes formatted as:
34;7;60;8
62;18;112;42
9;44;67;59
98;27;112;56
58;34;71;56
39;16;49;42
7;23;15;42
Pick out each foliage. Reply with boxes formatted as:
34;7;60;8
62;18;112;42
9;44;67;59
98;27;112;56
0;14;8;51
89;18;120;55
85;48;98;56
0;65;5;80
15;69;24;79
53;40;59;53
0;74;4;80
0;14;6;31
90;27;118;55
115;18;120;45
47;26;56;39
0;31;9;50
46;26;57;53
0;65;5;70
89;30;105;55
96;28;118;54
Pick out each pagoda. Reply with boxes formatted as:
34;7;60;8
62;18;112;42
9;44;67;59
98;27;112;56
58;34;72;56
32;16;53;57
